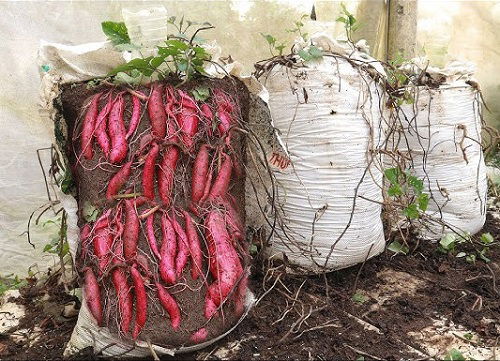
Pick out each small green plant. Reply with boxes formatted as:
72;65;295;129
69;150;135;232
260;33;287;57
336;3;360;44
286;14;309;42
387;240;409;255
0;275;28;297
384;167;429;220
441;232;495;264
352;292;367;304
41;215;70;259
444;348;466;361
102;17;213;84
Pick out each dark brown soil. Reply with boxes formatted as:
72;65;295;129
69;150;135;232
3;211;499;360
55;77;251;347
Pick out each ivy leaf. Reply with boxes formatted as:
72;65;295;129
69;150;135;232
108;57;154;76
298;49;312;61
387;241;409;255
417;193;429;212
439;234;456;252
101;21;130;45
403;203;419;219
192;86;210;102
384;168;400;185
478;248;491;263
388;184;403;197
480;232;494;245
260;33;276;46
308;46;323;60
83;202;100;223
408;175;424;193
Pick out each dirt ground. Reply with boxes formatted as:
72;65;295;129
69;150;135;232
1;209;499;360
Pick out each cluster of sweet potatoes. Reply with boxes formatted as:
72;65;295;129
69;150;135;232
75;81;248;343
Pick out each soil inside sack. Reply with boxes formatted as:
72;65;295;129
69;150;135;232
58;76;250;347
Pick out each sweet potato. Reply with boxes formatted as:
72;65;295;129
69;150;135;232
157;146;179;207
142;143;160;200
190;328;208;343
79;223;92;261
208;153;232;200
171;214;189;277
109;94;128;164
156;282;181;330
83;267;103;326
148;83;167;139
165;86;179;142
205;210;243;307
106;161;132;200
191;144;210;205
182;210;202;280
145;212;161;260
159;213;177;285
80;93;101;160
125;94;141;140
123;199;140;261
112;266;133;334
177;90;199;149
131;265;147;339
95;94;113;157
93;209;113;273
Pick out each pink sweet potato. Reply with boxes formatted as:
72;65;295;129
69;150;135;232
156;282;181;330
165;86;179;142
190;328;208;343
177;90;199;149
148;83;167;139
93;209;113;273
142;143;160;200
159;213;177;285
171;214;189;277
145;212;161;260
208;153;232;200
123;199;140;261
182;210;202;280
125;94;141;140
131;265;147;339
205;210;243;308
83;267;103;326
106;161;132;200
112;266;133;334
191;144;210;205
157;146;179;207
109;94;128;164
95;94;113;157
80;93;101;160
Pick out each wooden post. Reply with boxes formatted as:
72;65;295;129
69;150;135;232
387;0;418;61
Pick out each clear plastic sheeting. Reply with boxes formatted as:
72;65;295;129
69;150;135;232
394;84;487;238
261;36;386;273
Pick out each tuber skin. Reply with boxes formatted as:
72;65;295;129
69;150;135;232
182;210;203;280
148;83;167;139
106;161;132;200
83;267;103;326
142;143;160;200
159;213;177;285
171;213;190;277
191;144;210;206
157;146;179;207
145;212;162;260
123;199;140;261
208;153;232;200
125;94;141;140
204;210;243;314
95;94;113;157
190;328;208;343
156;282;181;330
80;93;102;160
112;265;133;335
131;265;147;339
108;94;128;164
177;90;199;150
93;209;113;274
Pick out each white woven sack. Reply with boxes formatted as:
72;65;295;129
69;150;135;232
261;37;387;272
394;85;487;238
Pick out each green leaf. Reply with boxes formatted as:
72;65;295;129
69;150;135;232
480;232;494;245
113;71;142;85
167;16;176;24
463;333;473;341
308;46;323;59
101;21;130;46
275;44;286;56
336;16;347;24
388;184;403;197
478;248;491;263
407;175;424;193
108;57;154;76
191;86;210;102
384;168;400;185
164;39;189;51
250;244;258;255
352;293;366;304
83;202;99;223
439;234;456;252
261;33;276;46
43;243;53;253
298;49;312;61
387;241;409;255
417;193;429;212
356;357;365;361
403;203;419;219
466;253;476;264
444;348;466;361
456;252;466;258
